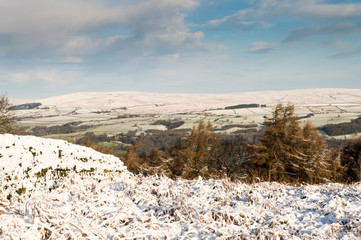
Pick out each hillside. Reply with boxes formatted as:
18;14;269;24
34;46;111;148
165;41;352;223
17;88;361;114
1;134;361;239
11;88;361;140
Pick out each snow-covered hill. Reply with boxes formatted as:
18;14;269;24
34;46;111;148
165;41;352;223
1;134;361;239
18;88;361;114
0;134;127;195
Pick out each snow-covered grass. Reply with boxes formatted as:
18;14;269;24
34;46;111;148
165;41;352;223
1;134;361;239
0;134;126;196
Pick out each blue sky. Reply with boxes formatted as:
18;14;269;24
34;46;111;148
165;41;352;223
1;0;361;98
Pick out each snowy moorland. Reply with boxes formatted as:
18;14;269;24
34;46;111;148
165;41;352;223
1;134;361;239
13;88;361;140
14;88;361;114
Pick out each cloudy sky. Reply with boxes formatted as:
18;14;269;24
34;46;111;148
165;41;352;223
1;0;361;98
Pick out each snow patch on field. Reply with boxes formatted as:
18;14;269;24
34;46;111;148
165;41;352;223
0;134;361;239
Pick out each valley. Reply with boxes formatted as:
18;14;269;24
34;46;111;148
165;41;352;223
12;89;361;142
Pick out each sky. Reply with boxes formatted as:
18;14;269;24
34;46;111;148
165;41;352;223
1;0;361;99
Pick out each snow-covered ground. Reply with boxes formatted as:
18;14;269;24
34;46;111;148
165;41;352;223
1;134;361;239
13;88;361;114
0;134;127;194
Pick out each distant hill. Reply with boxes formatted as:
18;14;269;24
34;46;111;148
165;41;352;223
23;88;361;114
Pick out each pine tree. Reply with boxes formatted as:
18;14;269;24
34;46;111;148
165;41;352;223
82;135;94;148
123;142;143;174
251;104;333;183
298;121;332;183
170;119;220;179
251;104;299;181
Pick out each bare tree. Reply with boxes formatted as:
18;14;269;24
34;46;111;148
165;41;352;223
0;95;23;134
341;137;361;182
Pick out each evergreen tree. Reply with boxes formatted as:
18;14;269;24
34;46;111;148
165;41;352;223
123;142;143;174
95;142;115;155
298;121;332;183
251;104;333;183
251;104;298;181
170;119;220;179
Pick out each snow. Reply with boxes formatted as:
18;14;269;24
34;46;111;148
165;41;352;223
0;134;127;194
1;134;361;239
37;88;361;114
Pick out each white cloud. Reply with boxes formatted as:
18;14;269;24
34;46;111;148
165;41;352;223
56;57;83;63
284;23;361;42
328;40;349;48
0;0;207;59
6;70;80;85
298;3;361;19
208;9;249;27
9;73;29;83
35;70;79;85
62;35;129;55
0;1;123;48
327;47;361;59
247;42;276;53
208;0;361;28
233;21;271;30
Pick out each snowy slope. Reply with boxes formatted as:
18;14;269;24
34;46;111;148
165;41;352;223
36;88;361;114
1;134;361;239
0;134;127;195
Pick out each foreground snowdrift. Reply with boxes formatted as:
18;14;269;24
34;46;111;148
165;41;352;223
1;134;361;239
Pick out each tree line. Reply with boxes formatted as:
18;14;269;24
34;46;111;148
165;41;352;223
122;104;361;184
320;117;361;136
32;122;92;136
